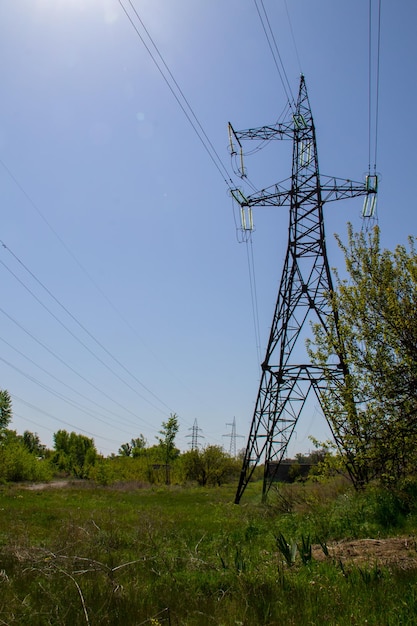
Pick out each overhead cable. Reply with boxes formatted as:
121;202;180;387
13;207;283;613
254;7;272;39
253;0;295;110
0;242;174;416
12;394;118;446
118;0;235;189
0;338;140;436
0;305;159;431
368;0;382;174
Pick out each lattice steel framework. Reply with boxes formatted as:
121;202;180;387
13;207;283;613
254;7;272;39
231;76;377;503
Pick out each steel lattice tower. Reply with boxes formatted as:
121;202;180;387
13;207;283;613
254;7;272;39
230;76;377;503
187;419;204;450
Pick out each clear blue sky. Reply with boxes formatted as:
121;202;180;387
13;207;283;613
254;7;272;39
0;0;415;456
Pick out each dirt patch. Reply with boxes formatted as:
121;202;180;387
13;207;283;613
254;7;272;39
25;481;72;490
312;536;417;569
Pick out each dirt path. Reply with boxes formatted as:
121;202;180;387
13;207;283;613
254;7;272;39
25;480;72;490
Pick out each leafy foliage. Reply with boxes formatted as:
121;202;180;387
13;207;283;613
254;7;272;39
118;434;147;457
156;414;179;484
0;430;52;482
0;389;12;434
182;445;240;486
308;225;417;486
22;430;47;458
52;430;97;478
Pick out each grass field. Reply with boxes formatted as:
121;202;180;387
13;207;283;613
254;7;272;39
1;479;417;625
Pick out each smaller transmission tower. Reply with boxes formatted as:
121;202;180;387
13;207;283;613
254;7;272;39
223;417;244;457
186;419;204;450
229;75;377;503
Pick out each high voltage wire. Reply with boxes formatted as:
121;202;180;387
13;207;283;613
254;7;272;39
0;305;160;432
245;238;262;369
0;157;193;402
0;248;172;417
0;336;144;436
1;2;317;452
12;395;118;446
118;0;235;190
253;0;295;110
0;162;214;439
0;240;174;415
0;1;248;450
368;0;382;174
12;410;117;454
0;158;177;415
239;0;299;378
0;355;134;439
284;0;302;75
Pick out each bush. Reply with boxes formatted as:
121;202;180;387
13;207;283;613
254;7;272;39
0;441;53;482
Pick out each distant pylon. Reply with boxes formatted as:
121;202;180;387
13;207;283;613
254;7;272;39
186;419;204;450
229;75;377;503
223;417;244;457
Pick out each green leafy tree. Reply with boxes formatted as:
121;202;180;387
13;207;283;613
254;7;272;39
131;434;147;457
0;390;12;439
182;445;240;486
22;431;47;458
0;430;52;483
118;434;147;457
308;225;417;487
118;442;132;457
156;414;179;484
52;430;97;478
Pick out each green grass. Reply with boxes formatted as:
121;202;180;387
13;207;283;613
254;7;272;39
1;479;417;624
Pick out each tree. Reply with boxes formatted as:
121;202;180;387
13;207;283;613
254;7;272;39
52;430;97;478
118;442;132;457
182;445;240;486
0;390;12;436
22;431;47;458
118;434;147;458
308;225;417;486
156;414;179;484
0;429;52;483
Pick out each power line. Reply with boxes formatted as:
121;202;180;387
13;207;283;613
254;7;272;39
12;395;118;447
0;339;141;437
12;411;117;454
0;105;223;440
0;305;159;432
253;0;295;110
284;0;303;75
118;0;235;189
368;0;382;174
373;0;382;174
0;242;175;416
245;237;262;369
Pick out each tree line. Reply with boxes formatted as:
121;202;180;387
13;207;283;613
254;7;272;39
0;405;244;486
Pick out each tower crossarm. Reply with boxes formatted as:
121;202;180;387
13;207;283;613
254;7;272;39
320;175;377;203
245;187;292;208
233;175;376;209
229;122;293;143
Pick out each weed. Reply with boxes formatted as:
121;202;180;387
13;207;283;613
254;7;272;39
298;534;312;565
317;537;330;557
1;481;417;624
275;532;297;566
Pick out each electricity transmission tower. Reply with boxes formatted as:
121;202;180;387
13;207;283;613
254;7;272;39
187;419;204;450
223;417;244;458
229;75;377;504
